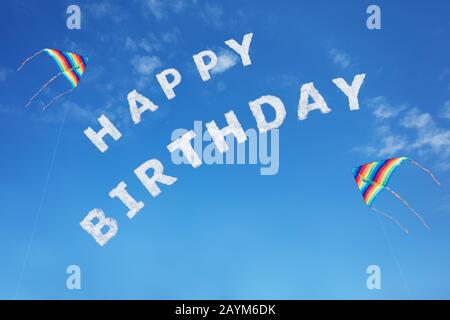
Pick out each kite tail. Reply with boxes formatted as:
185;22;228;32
371;206;409;234
42;88;74;110
385;186;430;230
25;65;80;108
17;50;43;72
410;160;442;186
25;73;62;108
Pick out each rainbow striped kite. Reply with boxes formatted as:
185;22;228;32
17;48;88;109
352;157;441;233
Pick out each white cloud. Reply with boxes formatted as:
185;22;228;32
353;125;408;157
171;0;189;13
87;2;127;23
38;98;133;127
200;3;224;28
440;100;450;119
130;55;163;90
0;104;14;114
125;31;179;54
352;145;377;156
400;108;432;129
217;81;226;92
0;67;11;82
329;49;351;69
36;101;98;125
377;134;408;157
65;101;96;121
142;1;231;29
367;96;405;119
145;0;165;19
398;108;450;156
355;98;450;170
407;115;450;157
125;37;137;51
439;67;450;81
267;74;300;89
144;0;191;20
211;50;238;75
415;130;450;154
161;31;180;44
131;55;162;75
125;35;161;53
139;37;159;53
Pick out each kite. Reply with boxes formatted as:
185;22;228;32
353;157;441;234
17;48;88;109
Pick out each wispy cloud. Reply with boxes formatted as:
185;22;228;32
125;31;180;54
37;99;132;128
439;67;450;81
126;34;161;53
266;74;300;89
143;0;192;20
329;48;351;69
401;108;450;158
216;81;226;92
65;101;98;122
35;101;102;125
144;0;164;19
354;126;408;157
130;55;162;89
354;98;450;170
377;134;408;157
438;68;450;91
86;1;128;23
0;67;11;82
131;55;162;75
440;100;450;119
0;104;15;115
366;96;405;120
211;49;238;75
142;1;236;31
199;3;224;28
400;108;432;128
161;31;180;44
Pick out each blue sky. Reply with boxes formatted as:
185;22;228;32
1;0;450;299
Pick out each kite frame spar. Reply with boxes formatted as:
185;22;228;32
353;157;441;234
17;48;88;109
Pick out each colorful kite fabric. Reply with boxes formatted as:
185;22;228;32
353;156;409;207
17;48;88;109
41;49;88;88
352;157;441;233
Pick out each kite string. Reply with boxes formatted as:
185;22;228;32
358;176;409;232
375;215;414;298
25;73;62;108
42;88;74;110
17;50;43;72
384;186;430;230
359;175;430;230
362;175;414;295
410;160;442;186
26;65;81;108
14;101;70;298
371;206;409;234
